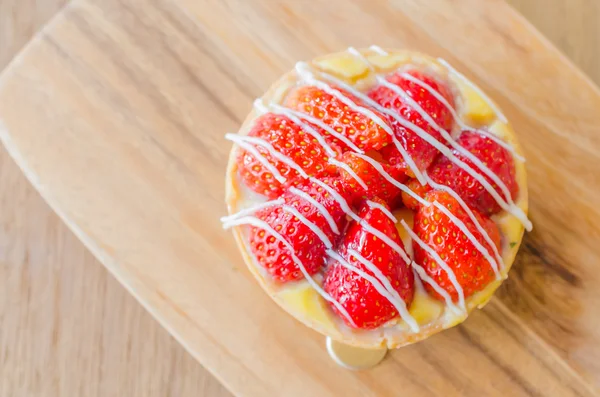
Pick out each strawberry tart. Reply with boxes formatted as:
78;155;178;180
222;47;531;349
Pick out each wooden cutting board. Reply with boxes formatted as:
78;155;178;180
1;0;599;395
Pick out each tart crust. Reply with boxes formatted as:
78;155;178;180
225;48;528;349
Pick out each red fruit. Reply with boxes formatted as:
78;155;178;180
338;152;407;207
413;190;501;301
401;178;432;210
249;177;352;282
237;113;341;199
368;70;454;176
428;130;519;215
324;198;414;329
285;85;392;152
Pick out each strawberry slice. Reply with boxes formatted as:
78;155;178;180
323;198;414;329
428;130;519;215
368;70;454;176
413;190;501;301
249;177;352;282
285;85;392;152
401;178;432;211
236;113;341;199
338;151;406;207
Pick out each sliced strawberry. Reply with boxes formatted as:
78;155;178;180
324;198;414;329
401;178;432;211
428;130;518;215
413;190;501;301
237;113;341;199
368;70;454;176
249;177;352;282
285;85;392;152
338;152;407;207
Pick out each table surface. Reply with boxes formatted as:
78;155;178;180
0;1;598;396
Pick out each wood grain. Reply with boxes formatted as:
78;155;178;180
0;0;599;396
0;1;230;396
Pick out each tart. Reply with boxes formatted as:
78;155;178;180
222;47;531;349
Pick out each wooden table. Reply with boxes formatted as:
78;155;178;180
0;1;598;396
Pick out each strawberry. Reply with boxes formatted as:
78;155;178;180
338;151;407;207
237;113;341;199
285;85;392;152
249;177;352;282
401;178;431;210
413;190;501;301
368;70;454;176
428;130;519;215
323;198;414;329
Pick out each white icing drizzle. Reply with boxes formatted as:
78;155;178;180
271;103;365;154
411;262;463;314
347;47;375;72
426;175;504;275
253;98;269;114
358;219;412;265
365;200;398;223
327;249;419;332
310;178;360;223
221;198;285;226
288;187;340;235
223;216;357;327
253;99;338;158
369;45;388;55
398;72;525;162
335;50;531;230
224;47;532;333
376;76;520;208
432;201;501;279
296;62;427;185
328;158;369;191
226;136;286;184
437;58;508;123
347;248;419;332
400;220;467;311
350;71;518;213
226;133;309;179
350;153;429;207
281;204;333;249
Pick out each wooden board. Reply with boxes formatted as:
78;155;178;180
0;0;599;395
0;0;231;395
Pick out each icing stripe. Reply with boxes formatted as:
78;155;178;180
310;178;360;223
295;62;427;185
272;104;365;154
313;64;531;230
346;248;419;332
221;198;284;226
223;216;357;327
328;158;369;191
398;72;525;162
411;263;464;314
376;76;519;207
432;201;501;279
369;45;388;55
366;200;398;223
426;175;505;275
281;204;333;249
226;134;309;179
351;153;429;207
359;219;412;265
400;220;467;311
437;58;508;123
225;136;286;184
289;187;340;235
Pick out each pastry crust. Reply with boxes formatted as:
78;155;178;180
225;48;528;349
